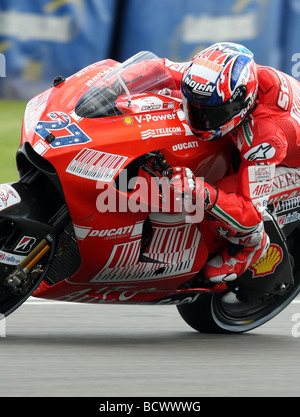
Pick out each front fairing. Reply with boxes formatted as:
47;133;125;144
20;51;232;223
17;51;233;298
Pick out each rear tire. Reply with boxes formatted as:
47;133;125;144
177;277;300;333
177;229;300;334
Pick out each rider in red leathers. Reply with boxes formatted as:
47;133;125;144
169;42;300;283
120;43;300;283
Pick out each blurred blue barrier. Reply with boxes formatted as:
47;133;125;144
0;0;118;99
281;0;300;78
1;0;300;100
116;0;284;66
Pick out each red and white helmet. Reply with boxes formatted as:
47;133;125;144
181;42;258;141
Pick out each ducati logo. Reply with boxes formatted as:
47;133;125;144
14;236;36;253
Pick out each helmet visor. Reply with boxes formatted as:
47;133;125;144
182;94;246;132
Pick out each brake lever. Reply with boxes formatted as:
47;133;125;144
137;151;171;204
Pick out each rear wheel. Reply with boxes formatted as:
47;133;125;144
177;229;300;334
177;279;299;334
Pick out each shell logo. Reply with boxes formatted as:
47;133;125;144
123;116;133;125
250;244;283;278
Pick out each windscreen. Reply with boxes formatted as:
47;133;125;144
75;51;176;118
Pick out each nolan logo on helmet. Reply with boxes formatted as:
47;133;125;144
184;76;216;96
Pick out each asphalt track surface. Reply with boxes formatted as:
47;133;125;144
1;295;300;398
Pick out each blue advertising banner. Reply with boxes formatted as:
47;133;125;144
281;0;300;79
117;0;284;68
0;0;118;99
1;0;299;100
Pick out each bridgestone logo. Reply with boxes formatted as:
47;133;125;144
66;148;128;182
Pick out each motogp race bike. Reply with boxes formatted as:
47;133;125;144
0;51;299;333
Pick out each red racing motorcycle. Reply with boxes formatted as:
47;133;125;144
0;51;299;333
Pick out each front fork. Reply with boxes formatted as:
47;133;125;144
5;238;51;293
4;204;70;295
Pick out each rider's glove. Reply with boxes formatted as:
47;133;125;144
163;166;217;212
164;167;196;200
164;166;206;222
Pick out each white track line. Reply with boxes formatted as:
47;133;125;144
24;297;300;305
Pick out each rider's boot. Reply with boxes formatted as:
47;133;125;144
203;221;270;283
